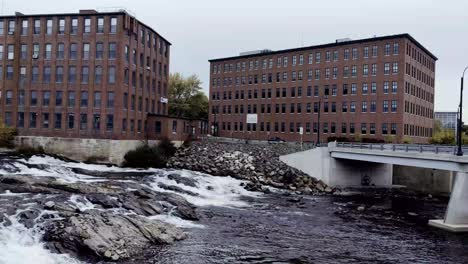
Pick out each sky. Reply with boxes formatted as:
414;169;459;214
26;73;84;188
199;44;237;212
3;0;468;115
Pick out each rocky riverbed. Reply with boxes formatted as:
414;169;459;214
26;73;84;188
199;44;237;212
167;141;334;194
0;153;259;263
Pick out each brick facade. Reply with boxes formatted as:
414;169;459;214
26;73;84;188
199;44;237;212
0;9;171;140
209;34;436;143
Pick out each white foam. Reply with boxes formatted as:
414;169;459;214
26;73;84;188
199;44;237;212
0;212;82;264
68;195;95;211
149;214;205;229
147;170;262;208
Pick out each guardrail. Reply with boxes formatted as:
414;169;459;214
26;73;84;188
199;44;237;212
334;142;468;155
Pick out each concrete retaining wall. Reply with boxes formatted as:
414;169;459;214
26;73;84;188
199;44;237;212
393;165;453;194
15;136;183;165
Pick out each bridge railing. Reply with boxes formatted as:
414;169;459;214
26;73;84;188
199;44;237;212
334;142;467;155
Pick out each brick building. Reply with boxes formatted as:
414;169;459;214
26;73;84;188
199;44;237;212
0;9;172;140
209;34;436;143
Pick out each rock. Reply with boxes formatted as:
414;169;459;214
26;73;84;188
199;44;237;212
167;173;197;187
408;212;418;216
357;206;365;212
44;210;186;261
44;201;55;209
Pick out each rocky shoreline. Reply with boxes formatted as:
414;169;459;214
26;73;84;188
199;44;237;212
167;141;335;194
0;154;200;262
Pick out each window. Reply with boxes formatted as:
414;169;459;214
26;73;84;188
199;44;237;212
71;18;78;34
172;120;177;133
94;66;102;84
33;19;41;34
83;43;90;59
385;43;391;56
80;91;88;107
84;18;91;33
70;43;77;59
372;45;378;57
382;123;388;135
30;113;37;128
110;17;117;33
344;49;349;60
393;43;399;55
21;20;28;35
308;53;313;64
107;92;114;108
362;101;367;112
30;91;38;106
45;19;53;35
54;113;62;129
6;65;12;80
55;66;63;83
352;48;358;60
42;113;49;128
361;123;367;134
315;52;321;63
106;115;113;131
392;82;398;93
42;66;52;83
370;123;376;135
108;42;117;59
392;62;398;73
5;90;13;105
80;66;89;84
391;100;397;112
57;43;64;59
383;100;389;112
17;90;25;106
8;20;15;34
108;67;116;84
370;100;376;112
363;64;368;76
58;18;65;34
362;83;368;94
32;66;39;82
371;82;377;94
7;44;14;60
68;114;74;129
391;123;397;135
42;91;51;106
68;66;76;83
68;91;75;107
96;42;104;59
0;45;4;59
384;63;390;75
351;83;357;95
80;114;87;130
93;91;101;108
371;64;377;75
0;21;3;35
383;81;389;93
44;43;52;59
97;17;104;33
55;91;63;106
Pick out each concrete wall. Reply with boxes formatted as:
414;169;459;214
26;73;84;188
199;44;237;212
15;136;184;165
280;145;393;187
393;165;453;194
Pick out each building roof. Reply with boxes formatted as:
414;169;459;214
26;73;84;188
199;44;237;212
0;10;171;45
209;33;437;62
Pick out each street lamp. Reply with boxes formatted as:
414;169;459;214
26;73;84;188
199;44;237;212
317;98;321;145
456;66;468;156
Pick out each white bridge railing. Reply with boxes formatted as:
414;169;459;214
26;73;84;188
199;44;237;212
334;142;468;155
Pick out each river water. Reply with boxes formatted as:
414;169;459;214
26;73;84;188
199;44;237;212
0;155;467;264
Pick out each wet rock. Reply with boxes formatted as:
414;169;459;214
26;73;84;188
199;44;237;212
44;201;55;209
167;173;197;187
357;206;366;212
157;183;198;196
71;168;154;179
44;210;186;262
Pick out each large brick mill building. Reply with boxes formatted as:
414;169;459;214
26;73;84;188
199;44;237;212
0;9;209;142
209;34;436;143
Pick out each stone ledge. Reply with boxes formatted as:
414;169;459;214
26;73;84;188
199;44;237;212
428;219;468;232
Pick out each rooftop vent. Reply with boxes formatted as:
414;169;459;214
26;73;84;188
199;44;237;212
239;49;273;56
336;38;352;43
79;9;98;14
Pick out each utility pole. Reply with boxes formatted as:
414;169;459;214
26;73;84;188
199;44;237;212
457;66;468;156
317;98;321;146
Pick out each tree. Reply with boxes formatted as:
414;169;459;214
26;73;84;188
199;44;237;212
430;120;455;145
168;73;208;119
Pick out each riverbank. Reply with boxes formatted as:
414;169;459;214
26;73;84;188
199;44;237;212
167;141;334;194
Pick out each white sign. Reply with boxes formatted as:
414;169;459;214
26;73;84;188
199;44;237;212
160;97;168;104
246;114;258;124
299;127;303;135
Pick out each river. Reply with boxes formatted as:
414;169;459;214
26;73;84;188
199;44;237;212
0;154;467;264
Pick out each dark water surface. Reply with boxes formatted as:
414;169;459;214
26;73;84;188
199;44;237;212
133;193;468;264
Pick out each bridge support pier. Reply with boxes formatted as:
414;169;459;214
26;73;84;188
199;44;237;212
429;171;468;232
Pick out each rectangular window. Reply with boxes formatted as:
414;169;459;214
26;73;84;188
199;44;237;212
7;44;14;60
8;20;15;34
108;66;116;84
46;19;53;35
84;18;91;33
93;91;101;108
55;113;62;129
97;17;104;33
42;113;49;128
30;113;37;128
34;19;40;34
80;91;88;107
108;42;117;59
71;18;78;34
55;91;63;106
68;66;76;83
70;43;77;59
44;43;52;59
96;42;104;59
58;18;65;34
107;92;114;108
80;114;87;130
68;91;75;107
83;43;90;59
68;114;74;129
110;17;117;33
21;20;28;35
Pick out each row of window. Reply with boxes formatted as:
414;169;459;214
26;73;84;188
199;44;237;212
212;42;400;74
2;90;167;114
0;65;168;94
405;63;434;87
212;82;398;100
217;121;400;136
212;100;398;114
212;63;399;87
405;82;434;103
0;42;118;60
404;101;433;118
4;111;116;131
405;43;435;71
0;16;118;35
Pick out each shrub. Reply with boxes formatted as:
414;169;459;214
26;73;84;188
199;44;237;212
123;137;176;168
327;136;350;142
0;126;17;149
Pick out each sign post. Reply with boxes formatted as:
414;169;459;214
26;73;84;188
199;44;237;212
299;126;304;150
246;114;258;143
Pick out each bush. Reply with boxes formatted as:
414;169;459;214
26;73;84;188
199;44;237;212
327;136;350;142
0;126;17;149
123;137;176;168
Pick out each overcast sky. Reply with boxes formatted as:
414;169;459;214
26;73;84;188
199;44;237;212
4;0;468;115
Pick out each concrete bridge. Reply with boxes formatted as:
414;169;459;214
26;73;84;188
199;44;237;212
280;142;468;232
